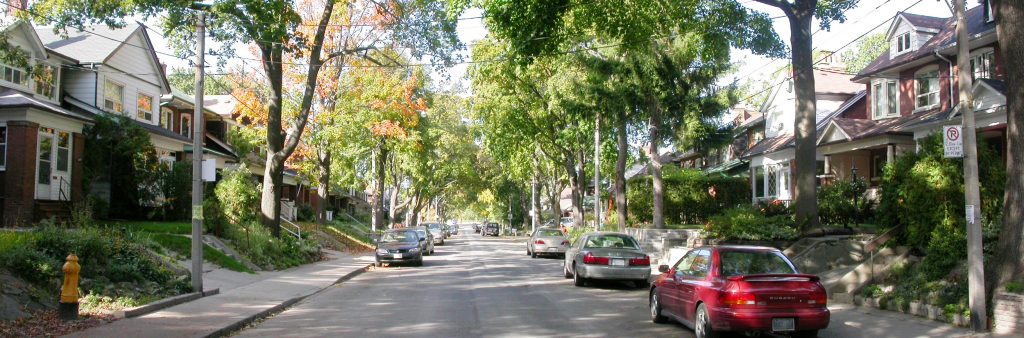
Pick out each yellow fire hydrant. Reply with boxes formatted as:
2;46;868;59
59;254;80;321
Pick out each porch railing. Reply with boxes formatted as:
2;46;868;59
58;176;69;202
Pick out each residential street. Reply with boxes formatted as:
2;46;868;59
236;230;689;338
237;228;978;338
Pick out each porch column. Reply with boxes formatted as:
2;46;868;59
750;165;757;204
886;144;895;163
824;154;831;176
2;121;39;227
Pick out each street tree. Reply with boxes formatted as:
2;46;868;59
840;32;886;73
988;0;1024;300
30;0;462;236
748;0;859;229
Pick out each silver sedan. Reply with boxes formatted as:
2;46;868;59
563;232;651;288
526;227;569;258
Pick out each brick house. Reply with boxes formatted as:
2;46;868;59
0;19;92;226
821;1;1007;196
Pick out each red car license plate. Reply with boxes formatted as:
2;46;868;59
772;318;795;332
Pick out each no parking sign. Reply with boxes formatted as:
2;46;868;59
943;125;963;158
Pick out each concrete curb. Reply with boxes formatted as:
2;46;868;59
206;263;373;338
115;288;220;319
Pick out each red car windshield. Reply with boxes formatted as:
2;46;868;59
718;250;796;277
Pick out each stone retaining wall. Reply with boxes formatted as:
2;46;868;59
993;291;1024;334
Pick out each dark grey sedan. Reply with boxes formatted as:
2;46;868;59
375;229;423;267
563;232;651;288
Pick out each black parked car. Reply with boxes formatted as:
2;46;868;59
375;229;424;267
483;222;500;236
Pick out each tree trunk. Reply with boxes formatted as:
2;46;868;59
259;45;285;237
787;3;820;230
388;182;400;224
548;176;562;224
405;191;420;227
372;144;387;230
988;0;1024;297
563;157;583;228
647;95;665;229
615;108;629;232
316;149;330;224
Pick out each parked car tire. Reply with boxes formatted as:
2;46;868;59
573;264;586;287
531;251;537;258
695;304;719;338
650;291;668;324
526;248;531;256
415;259;423;267
374;261;382;268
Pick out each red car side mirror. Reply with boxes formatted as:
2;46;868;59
658;265;670;273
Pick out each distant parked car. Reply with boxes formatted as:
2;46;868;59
527;227;569;258
409;226;435;255
449;224;459;235
563;232;650;288
425;223;447;244
649;245;829;338
473;223;481;233
374;229;423;267
483;222;500;236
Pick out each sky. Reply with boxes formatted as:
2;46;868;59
147;0;967;95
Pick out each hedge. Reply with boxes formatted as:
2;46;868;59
628;167;750;225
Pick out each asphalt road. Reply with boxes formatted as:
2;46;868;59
236;227;693;338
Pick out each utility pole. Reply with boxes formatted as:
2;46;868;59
531;173;538;233
953;0;986;332
190;4;208;294
593;112;602;231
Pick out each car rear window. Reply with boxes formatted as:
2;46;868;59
536;229;563;237
719;250;796;277
584;235;639;249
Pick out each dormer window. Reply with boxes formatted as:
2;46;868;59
1;63;29;88
33;65;57;100
896;33;912;54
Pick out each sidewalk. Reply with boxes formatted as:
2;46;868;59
825;303;992;338
67;251;374;338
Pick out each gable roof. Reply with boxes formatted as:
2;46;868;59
854;5;994;82
35;23;171;91
899;12;947;31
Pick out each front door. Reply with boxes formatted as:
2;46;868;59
34;128;71;201
35;130;54;200
777;167;792;201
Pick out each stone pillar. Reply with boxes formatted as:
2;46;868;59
2;121;39;227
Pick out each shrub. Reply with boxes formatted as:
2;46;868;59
156;161;192;221
756;198;791;217
878;133;1004;253
818;179;872;226
1005;281;1024;294
214;164;261;226
860;284;884;298
628;168;750;225
703;205;799;241
297;203;315;222
82;114;164;219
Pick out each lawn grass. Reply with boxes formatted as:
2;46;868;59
147;233;254;273
101;221;192;234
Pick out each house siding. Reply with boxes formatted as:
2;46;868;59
2;120;38;227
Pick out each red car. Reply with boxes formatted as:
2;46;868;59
649;245;829;338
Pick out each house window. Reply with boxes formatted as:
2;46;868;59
137;93;154;122
161;107;174;130
896;33;912;54
0;125;6;170
33;65;57;99
915;69;940;109
970;49;995;81
104;80;125;113
872;79;899;119
181;114;192;138
1;63;29;87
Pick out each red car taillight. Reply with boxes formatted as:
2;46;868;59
722;292;757;307
629;255;650;266
582;252;609;265
808;289;828;306
535;239;546;245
